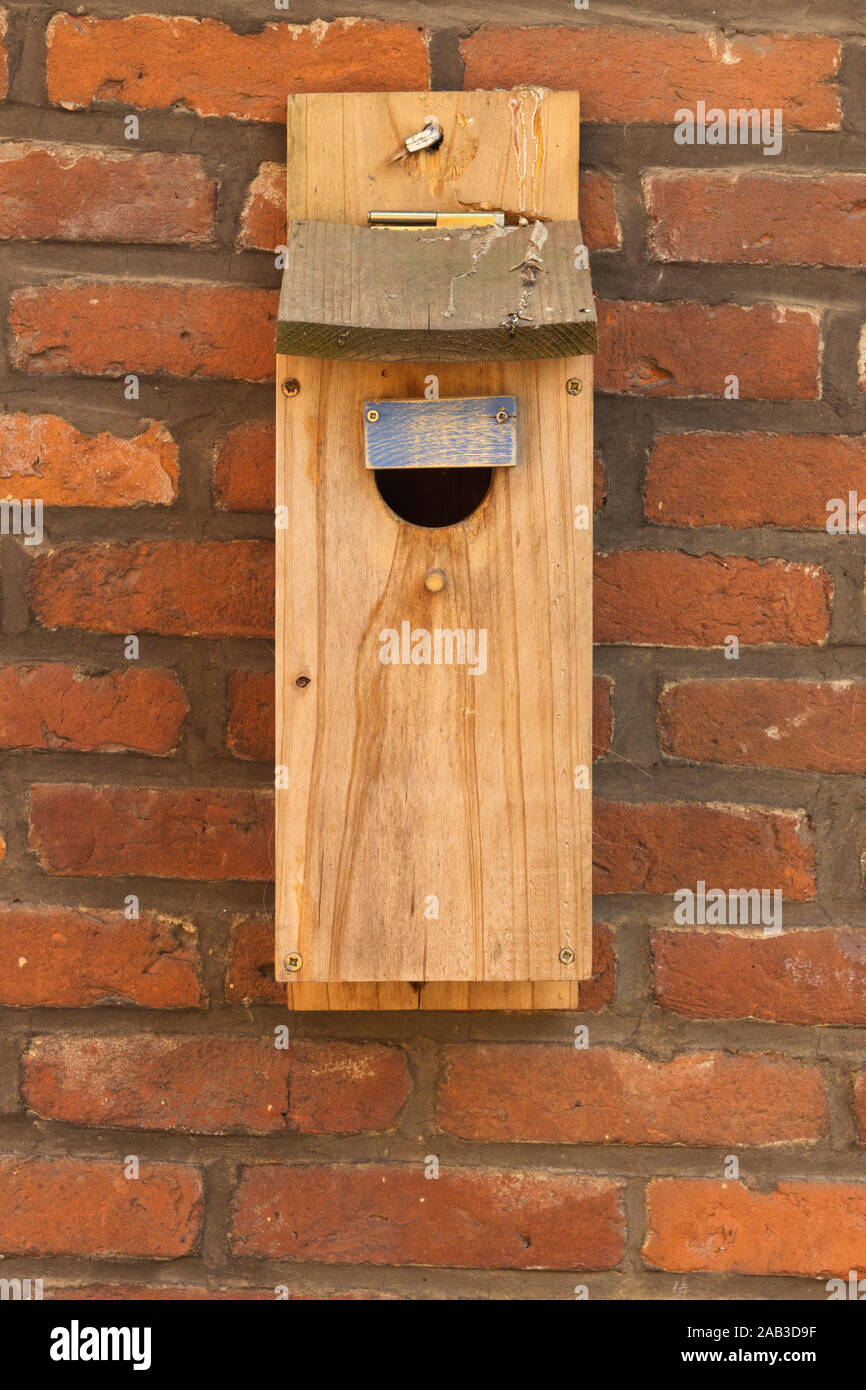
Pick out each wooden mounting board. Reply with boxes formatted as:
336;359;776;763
286;90;581;227
278;89;590;1011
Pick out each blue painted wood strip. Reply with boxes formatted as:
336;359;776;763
363;396;517;470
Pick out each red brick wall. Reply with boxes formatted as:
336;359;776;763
1;1;865;1300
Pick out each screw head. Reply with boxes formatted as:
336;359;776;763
495;407;509;423
366;408;380;423
281;378;300;398
566;378;583;396
285;952;303;973
559;946;576;966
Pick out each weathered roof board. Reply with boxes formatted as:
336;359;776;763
277;218;597;361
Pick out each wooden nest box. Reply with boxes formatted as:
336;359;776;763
275;90;597;1010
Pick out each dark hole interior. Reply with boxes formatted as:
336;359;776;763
374;467;492;528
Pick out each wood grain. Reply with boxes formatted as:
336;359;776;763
278;88;590;1010
276;220;597;361
286;90;581;227
284;980;582;1011
276;354;593;986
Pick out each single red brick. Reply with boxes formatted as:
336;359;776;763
653;928;866;1026
227;669;274;760
581;170;620;251
595;550;831;648
0;663;187;753
439;1046;826;1146
645;1180;866;1276
231;1164;625;1268
29;540;273;639
0;142;215;243
47;15;429;121
29;784;273;881
0;1157;202;1257
661;679;866;773
0;905;202;1008
596;300;820;399
577;925;616;1013
461;27;841;129
592;675;613;760
0;414;178;506
238;163;284;251
646;431;866;529
22;1036;410;1136
227;915;282;1005
214;421;275;512
594;800;816;899
288;1042;411;1135
646;172;866;268
24;1036;288;1134
10;281;277;381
